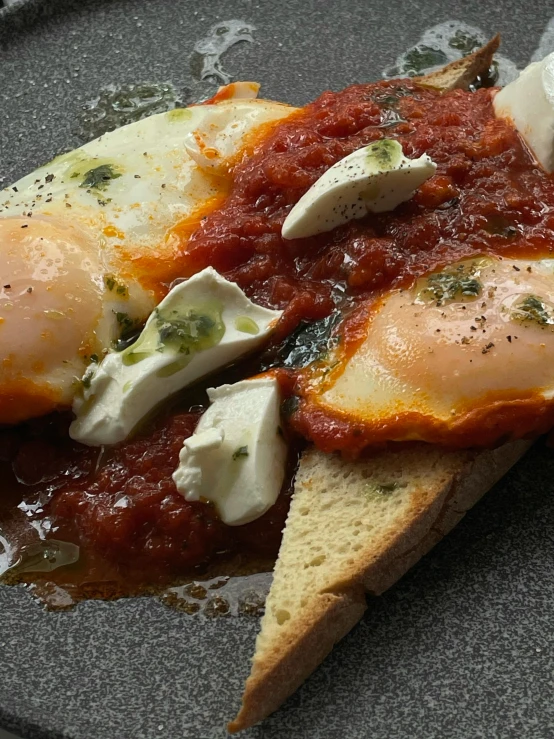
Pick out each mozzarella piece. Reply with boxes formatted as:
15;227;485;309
172;378;287;526
281;139;437;240
493;52;554;172
69;268;282;446
0;97;297;424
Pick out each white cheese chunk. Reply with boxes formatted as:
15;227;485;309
493;52;554;172
281;139;437;240
69;268;282;446
172;378;287;526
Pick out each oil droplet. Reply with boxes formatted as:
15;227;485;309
2;539;79;576
191;20;256;84
161;571;271;618
76;82;189;143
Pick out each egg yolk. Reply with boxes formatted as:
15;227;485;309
0;217;105;423
315;256;554;444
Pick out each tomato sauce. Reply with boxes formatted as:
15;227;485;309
4;78;554;601
1;404;293;599
181;80;554;450
181;81;554;331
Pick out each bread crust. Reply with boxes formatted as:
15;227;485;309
362;441;531;595
413;34;500;91
230;441;530;732
227;588;366;733
230;38;512;733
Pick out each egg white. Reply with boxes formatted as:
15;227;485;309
0;93;296;423
313;255;554;444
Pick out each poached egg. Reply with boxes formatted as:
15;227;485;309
0;90;297;423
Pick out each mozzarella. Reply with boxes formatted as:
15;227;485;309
0;95;297;424
69;268;282;446
172;378;287;526
281;139;436;240
493;52;554;172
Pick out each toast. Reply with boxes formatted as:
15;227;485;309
229;37;514;732
414;34;499;91
229;440;531;731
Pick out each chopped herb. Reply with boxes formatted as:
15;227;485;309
512;295;554;326
400;46;448;76
365;481;407;500
115;311;136;332
367;138;402;168
80;164;122;192
82;373;92;390
104;273;129;298
156;310;220;352
122;302;225;367
270;311;342;369
448;30;482;54
422;265;482;306
232;446;249;460
282;396;300;417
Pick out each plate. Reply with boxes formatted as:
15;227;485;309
2;1;554;737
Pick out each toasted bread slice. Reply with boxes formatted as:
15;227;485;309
229;440;531;731
229;38;517;732
414;34;500;91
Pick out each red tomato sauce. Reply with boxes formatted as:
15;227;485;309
1;408;292;596
181;81;554;338
5;78;554;597
181;79;554;450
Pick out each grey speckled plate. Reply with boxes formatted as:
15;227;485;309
3;1;554;737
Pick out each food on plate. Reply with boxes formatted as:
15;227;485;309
0;93;295;424
1;32;553;732
230;41;552;730
229;438;530;731
69;268;282;446
173;377;287;526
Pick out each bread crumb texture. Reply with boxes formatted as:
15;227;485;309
230;439;529;731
